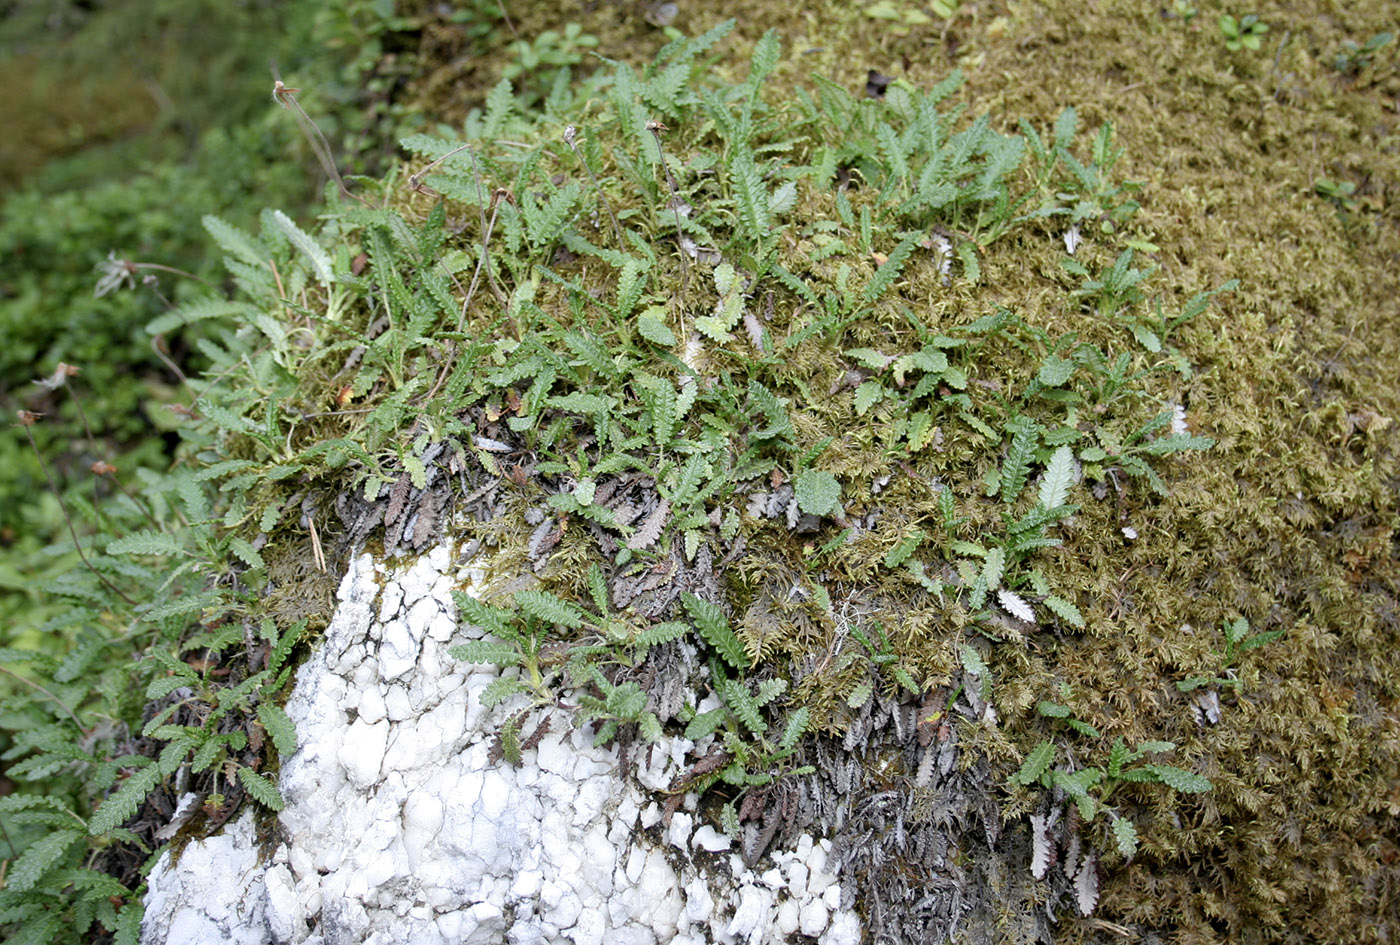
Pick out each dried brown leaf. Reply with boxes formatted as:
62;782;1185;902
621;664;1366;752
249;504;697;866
628;499;670;550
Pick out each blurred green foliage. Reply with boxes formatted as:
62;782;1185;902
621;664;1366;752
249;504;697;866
0;0;446;646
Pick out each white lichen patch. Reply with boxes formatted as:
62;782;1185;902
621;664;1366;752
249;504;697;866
142;540;861;945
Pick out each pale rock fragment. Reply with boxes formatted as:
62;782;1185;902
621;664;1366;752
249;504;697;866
336;716;387;788
357;685;385;724
726;884;774;943
668;811;694;849
568;907;607;945
384;684;412;721
379;618;418;679
378;579;403;623
776;898;801;935
800;899;830;936
821;910;863;945
692;824;732;852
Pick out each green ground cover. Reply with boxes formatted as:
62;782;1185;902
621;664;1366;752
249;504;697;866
1;2;1396;942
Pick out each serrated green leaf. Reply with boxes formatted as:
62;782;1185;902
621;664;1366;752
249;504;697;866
847;681;873;708
143;589;225;623
106;531;184;557
959;643;992;699
957;240;981;283
203;214;267;267
1009;740;1055;787
1037;700;1071;719
1113;817;1139;857
635;621;688;647
1038;445;1076;509
884;532;924;569
113;900;145;945
670;452;709;507
1150;765;1212;793
681;593;748;669
7;828;84;892
271;210;333;287
863;231;921;302
449;640;523;666
1037;355;1075;387
853;380;884;416
514;590;588;629
729;147;771;247
238;766;285;811
1000;418;1040;502
718;678;766;736
794;469;841;516
479;676;527;709
637;309;676;346
981;546;1006;592
684;707;727;740
780;707;810;751
960;410;999;443
719;799;741;837
1052;768;1102;820
846;347;892;371
89;762;162;835
256;704;297;756
227;536;264;570
1043;594;1085;628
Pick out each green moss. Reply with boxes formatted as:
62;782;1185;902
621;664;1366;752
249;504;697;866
396;2;1398;938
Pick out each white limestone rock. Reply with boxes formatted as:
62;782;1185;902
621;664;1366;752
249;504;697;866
141;541;861;945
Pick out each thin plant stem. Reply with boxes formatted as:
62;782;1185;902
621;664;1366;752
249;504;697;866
273;79;369;207
129;261;213;287
564;124;623;246
17;414;136;607
0;663;85;731
407;142;477;194
495;0;518;37
647;121;689;302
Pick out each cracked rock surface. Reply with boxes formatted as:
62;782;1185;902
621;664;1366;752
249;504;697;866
141;541;862;945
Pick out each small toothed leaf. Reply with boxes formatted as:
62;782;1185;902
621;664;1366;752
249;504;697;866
1075;853;1099;916
257;704;298;756
515;590;588;629
89;762;162;835
794;469;842;517
637;309;676;346
1113;817;1139;857
107;530;185;557
238;766;285;811
998;589;1036;624
1043;595;1085;628
7;828;83;892
981;547;1006;593
847;681;873;709
1030;813;1053;879
1037;355;1075;387
1149;764;1212;793
1038;445;1076;509
883;531;924;569
780;707;810;751
681;593;748;669
1009;740;1055;787
449;640;522;667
